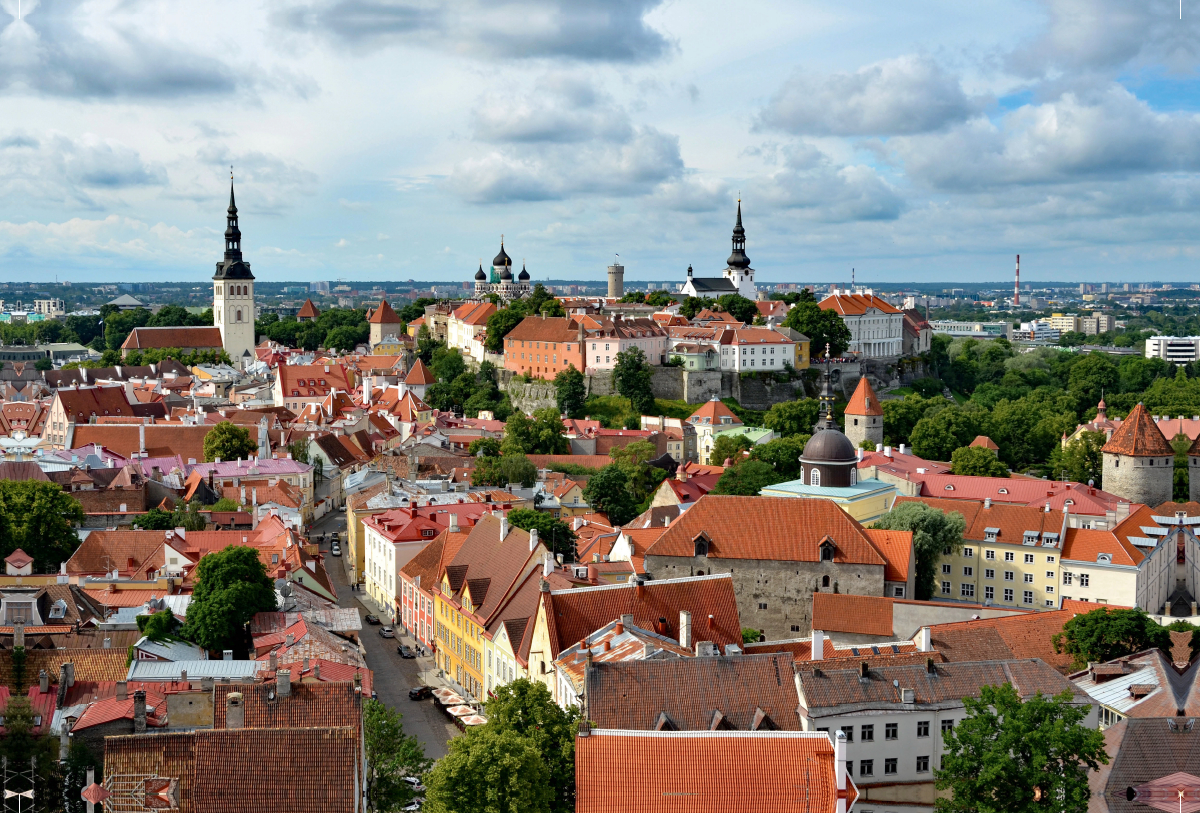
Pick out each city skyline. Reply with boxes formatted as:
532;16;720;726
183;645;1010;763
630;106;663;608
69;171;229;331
5;0;1199;284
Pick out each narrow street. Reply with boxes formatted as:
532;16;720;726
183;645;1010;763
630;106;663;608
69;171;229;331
309;508;457;759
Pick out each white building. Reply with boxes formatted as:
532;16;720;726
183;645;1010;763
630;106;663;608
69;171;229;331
678;202;756;300
212;182;257;370
928;321;1012;340
717;327;796;371
446;301;497;362
583;317;669;370
1145;336;1200;363
818;290;904;358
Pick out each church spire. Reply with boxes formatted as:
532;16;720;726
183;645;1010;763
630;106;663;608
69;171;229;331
727;198;750;269
224;170;242;263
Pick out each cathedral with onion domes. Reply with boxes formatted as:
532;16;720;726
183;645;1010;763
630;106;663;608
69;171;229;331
472;237;534;302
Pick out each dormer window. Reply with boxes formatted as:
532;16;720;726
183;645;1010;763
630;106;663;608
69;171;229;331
984;528;999;542
997;488;1008;495
819;538;836;562
693;532;711;557
945;484;955;491
1097;553;1112;564
1023;531;1040;545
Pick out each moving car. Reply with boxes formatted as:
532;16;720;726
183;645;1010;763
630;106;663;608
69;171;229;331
378;626;395;638
408;686;432;701
403;777;426;792
397;644;416;659
364;614;381;625
331;545;342;557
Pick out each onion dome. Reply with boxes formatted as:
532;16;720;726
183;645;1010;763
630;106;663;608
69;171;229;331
493;238;512;270
500;264;513;281
518;263;530;281
475;263;486;281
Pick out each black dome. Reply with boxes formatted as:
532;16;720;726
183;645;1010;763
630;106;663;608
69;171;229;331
518;263;530;281
800;429;857;464
500;265;513;281
475;264;487;281
493;243;511;269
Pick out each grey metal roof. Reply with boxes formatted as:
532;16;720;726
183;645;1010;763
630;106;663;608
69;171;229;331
126;659;263;682
685;277;738;293
134;636;207;662
1074;661;1162;714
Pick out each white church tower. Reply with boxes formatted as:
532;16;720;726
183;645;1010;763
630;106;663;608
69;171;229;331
212;178;256;370
721;199;756;298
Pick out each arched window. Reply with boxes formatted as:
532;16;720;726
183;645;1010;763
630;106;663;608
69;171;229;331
822;575;830;587
810;468;820;487
236;310;242;322
850;468;857;486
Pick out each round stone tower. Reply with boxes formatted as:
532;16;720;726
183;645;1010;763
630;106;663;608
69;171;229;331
1101;403;1174;508
607;262;624;299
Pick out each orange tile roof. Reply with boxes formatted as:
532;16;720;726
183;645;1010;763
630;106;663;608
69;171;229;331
818;292;902;315
895;495;1065;546
71;424;217;468
504;315;583;343
213;681;361;733
686;399;742;426
278;364;352;400
970;435;1000;450
403;359;436;385
451;301;497;326
121;326;223;350
645;494;886;566
55;386;134;423
366;298;401;324
297;299;320;319
575;730;853;813
1060;527;1143;567
845;375;883;417
1102;403;1174;457
862;528;912;581
811;593;895;636
927;609;1078;673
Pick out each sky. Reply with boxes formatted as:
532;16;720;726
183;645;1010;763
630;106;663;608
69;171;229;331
3;0;1200;286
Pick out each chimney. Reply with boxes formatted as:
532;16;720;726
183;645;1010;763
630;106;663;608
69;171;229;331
500;516;509;540
180;669;187;685
529;527;538;552
449;513;459;533
133;690;147;733
983;497;991;509
116;681;127;700
138;423;145;454
223;649;233;661
926;657;937;674
39;669;49;693
636;577;645;598
614;621;624;635
884;445;892;458
573;516;583;531
278;669;292;697
60;725;70;761
201;677;214;691
226;692;245;729
812;629;825;660
14;623;23;648
313;663;320;680
917;626;932;652
285;633;294;646
269;651;278;671
835;730;849;792
103;637;111;649
679;610;692;649
620;613;634;628
543;555;553;578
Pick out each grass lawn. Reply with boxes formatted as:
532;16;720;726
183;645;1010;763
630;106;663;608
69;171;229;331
583;394;696;428
950;390;969;404
888;386;915;396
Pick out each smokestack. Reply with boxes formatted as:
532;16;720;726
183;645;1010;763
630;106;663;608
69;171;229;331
39;669;49;693
133;690;147;733
679;610;692;649
1014;254;1020;307
226;692;245;729
278;669;291;697
812;629;825;660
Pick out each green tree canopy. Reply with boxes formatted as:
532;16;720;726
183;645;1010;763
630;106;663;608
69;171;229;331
423;729;552;813
872;501;966;600
782;297;851;358
764;399;820;438
503;409;569;455
950;445;1009;477
132;507;176;530
472;454;538;489
712;459;787;496
468;437;503;458
715;293;759;324
203;421;258;463
936;683;1108;813
711;433;754;465
183;545;277;653
0;480;85;573
1067;352;1119;405
1052;607;1171;668
612;346;655;415
364;699;430;812
679;296;715;319
137;609;182;642
910;405;988;462
747;435;809;479
608;440;668;505
1047;431;1106;487
210;497;242;512
554;366;587;419
507;508;577;561
485;309;526;354
581;464;638;525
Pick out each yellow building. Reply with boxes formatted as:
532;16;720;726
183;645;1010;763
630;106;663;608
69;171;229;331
344;482;390;585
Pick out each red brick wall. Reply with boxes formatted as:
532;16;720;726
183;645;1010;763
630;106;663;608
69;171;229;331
74;487;148;515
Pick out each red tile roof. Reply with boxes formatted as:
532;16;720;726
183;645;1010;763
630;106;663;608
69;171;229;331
451;301;497;326
366;299;401;324
504;315;583;343
297;299;320;319
575;730;853;813
898;478;1126;515
686;399;742;427
121;326;224;350
645;494;886;566
403;358;436;385
55;386;133;423
277;364;352;400
71;424;218;468
811;593;895;636
927;610;1079;673
1103;403;1174;457
4;549;32;568
861;528;912;582
845;375;883;417
818;292;902;315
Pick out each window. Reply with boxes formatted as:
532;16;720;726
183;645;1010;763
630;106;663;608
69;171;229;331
1023;590;1034;604
884;759;898;775
860;760;874;777
916;756;930;773
846;762;853;777
841;725;854;742
963;566;973;577
985;586;994;600
1004;552;1014;562
1004;588;1014;601
985;550;995;560
885;723;898;741
1080;574;1090;587
1004;571;1014;581
1063;572;1073;585
963;547;974;557
961;583;975;598
758;602;767;610
1047;555;1056;563
1046;599;1057;606
1045;585;1054;593
791;625;800;632
893;586;906;598
1046;571;1055;579
984;568;995;579
861;725;874;742
1024;573;1034;583
941;719;954;733
942;564;952;575
810;469;821;487
941;581;951;595
917;721;929;737
1024;554;1035;564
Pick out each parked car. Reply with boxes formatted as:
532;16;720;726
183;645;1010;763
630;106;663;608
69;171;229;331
397;645;416;659
403;777;426;792
330;532;340;543
331;545;342;557
379;626;395;638
364;614;381;625
408;685;432;701
402;803;422;812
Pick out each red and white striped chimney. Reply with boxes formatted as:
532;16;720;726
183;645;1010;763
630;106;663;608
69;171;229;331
1014;254;1020;307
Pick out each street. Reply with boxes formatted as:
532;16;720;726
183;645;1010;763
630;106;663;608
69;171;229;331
309;508;457;759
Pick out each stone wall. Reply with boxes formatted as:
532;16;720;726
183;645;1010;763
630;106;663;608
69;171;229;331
1102;453;1174;507
497;373;559;414
642;553;886;640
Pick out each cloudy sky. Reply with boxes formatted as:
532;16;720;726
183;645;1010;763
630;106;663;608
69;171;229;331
3;0;1199;285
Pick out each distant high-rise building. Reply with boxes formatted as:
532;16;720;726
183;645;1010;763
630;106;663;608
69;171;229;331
309;281;330;293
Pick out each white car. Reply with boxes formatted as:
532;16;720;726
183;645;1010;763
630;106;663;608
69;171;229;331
331;545;342;557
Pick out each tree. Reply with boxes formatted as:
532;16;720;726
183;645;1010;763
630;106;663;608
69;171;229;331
364;699;430;812
872;501;966;600
715;293;759;324
1067;352;1119;405
581;465;638;525
711;433;754;465
936;684;1108;813
612;346;655;415
210;497;241;512
645;291;675;308
1052;607;1171;668
0;480;86;573
679;296;714;319
764;399;820;438
507;509;577;561
608;440;668;506
555;366;587;419
712;460;787;495
747;435;808;479
137;609;182;642
910;406;987;461
468;437;503;458
741;627;763;644
482;679;581;813
287;436;311;464
950;446;1009;477
203;421;258;463
485;309;525;354
472;454;538;489
431;347;467;383
1047;430;1106;486
34;356;52;371
184;545;277;653
782;298;851;358
503;410;568;456
132;507;176;530
423;729;552;813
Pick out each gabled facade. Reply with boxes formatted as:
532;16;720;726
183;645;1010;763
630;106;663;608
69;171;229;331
818;290;904;359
